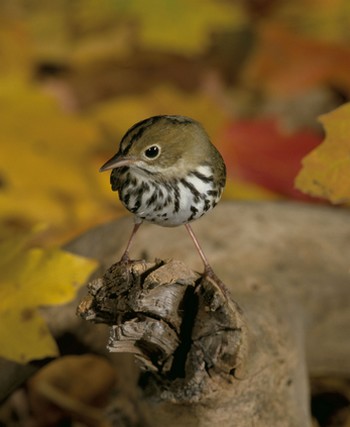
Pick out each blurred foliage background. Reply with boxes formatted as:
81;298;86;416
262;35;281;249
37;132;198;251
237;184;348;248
1;2;350;425
1;0;350;245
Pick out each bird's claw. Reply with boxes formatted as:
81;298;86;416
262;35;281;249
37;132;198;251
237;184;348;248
203;265;229;299
120;251;130;264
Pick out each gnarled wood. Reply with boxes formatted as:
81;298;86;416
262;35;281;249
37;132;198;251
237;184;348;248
77;259;248;403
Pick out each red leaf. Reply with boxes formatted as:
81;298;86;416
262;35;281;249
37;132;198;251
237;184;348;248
218;118;322;201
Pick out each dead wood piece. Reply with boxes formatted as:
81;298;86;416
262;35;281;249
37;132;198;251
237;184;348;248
191;274;248;379
109;318;180;373
77;259;160;324
77;258;248;403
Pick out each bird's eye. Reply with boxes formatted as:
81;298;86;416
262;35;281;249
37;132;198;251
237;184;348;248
144;145;160;159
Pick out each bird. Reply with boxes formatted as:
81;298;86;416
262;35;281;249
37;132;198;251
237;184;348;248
100;115;227;291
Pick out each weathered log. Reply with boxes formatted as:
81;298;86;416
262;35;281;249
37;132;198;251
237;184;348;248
77;259;248;405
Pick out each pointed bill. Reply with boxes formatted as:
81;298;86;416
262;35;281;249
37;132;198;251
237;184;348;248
99;153;135;172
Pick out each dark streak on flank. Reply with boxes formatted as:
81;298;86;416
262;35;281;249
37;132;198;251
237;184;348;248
188;205;198;221
207;189;218;197
180;178;201;203
173;182;180;213
146;191;158;208
203;199;211;212
189;170;214;184
130;199;141;213
122;193;130;206
134;186;145;211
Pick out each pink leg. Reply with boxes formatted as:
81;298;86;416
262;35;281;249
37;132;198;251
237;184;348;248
121;222;142;262
185;223;212;273
185;223;228;297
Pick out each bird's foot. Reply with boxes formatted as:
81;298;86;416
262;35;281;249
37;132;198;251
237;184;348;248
120;251;131;264
203;265;229;299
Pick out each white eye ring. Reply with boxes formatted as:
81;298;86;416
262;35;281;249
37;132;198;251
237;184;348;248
144;145;161;160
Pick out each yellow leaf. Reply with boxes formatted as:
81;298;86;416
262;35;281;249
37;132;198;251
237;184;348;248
118;0;246;54
0;77;122;242
0;230;98;363
295;103;350;203
0;308;57;364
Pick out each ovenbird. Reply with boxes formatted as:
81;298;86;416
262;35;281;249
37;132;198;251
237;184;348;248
100;115;226;283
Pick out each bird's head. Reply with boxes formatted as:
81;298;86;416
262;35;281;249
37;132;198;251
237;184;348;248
99;115;213;177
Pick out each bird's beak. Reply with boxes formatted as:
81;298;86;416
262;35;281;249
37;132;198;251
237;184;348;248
99;153;135;172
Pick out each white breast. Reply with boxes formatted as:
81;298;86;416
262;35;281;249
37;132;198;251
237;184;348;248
119;165;222;227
